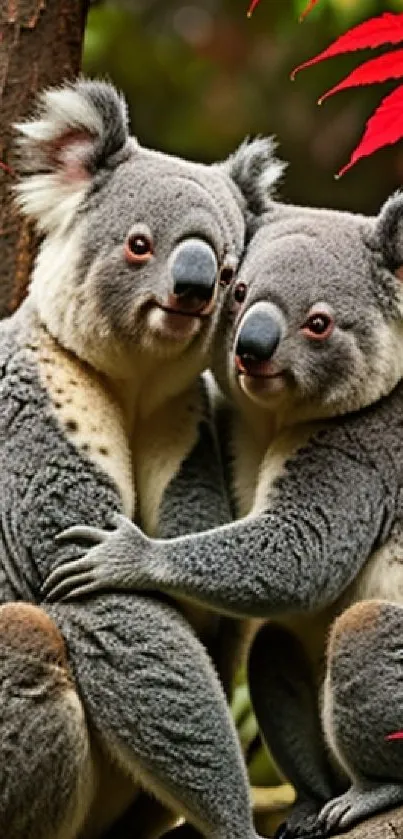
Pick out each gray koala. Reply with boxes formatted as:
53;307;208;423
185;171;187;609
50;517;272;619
48;195;403;837
0;78;284;838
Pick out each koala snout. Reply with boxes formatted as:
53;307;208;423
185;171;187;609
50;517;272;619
235;304;282;371
170;239;218;313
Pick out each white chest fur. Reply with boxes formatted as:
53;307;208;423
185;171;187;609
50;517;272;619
133;383;202;537
37;329;135;518
232;416;319;519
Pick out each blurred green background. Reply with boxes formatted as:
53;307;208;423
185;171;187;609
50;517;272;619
83;0;403;793
84;0;403;215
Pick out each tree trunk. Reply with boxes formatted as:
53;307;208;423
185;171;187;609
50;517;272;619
0;0;89;319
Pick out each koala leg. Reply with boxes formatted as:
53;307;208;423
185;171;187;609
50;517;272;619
0;602;94;839
248;623;340;839
50;594;258;839
319;600;403;834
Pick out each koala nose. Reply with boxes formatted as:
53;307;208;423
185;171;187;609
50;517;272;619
236;307;281;363
170;239;218;312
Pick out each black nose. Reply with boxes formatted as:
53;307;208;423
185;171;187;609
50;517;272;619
171;239;218;303
236;309;281;362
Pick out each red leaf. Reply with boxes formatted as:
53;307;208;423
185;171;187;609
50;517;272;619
248;0;321;19
319;49;403;104
246;0;260;17
386;732;403;741
299;0;321;23
292;12;403;78
337;85;403;176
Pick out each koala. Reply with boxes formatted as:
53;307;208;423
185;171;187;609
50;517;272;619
0;78;284;839
48;194;403;837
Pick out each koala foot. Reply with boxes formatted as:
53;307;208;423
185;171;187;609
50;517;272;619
274;800;325;839
318;782;403;833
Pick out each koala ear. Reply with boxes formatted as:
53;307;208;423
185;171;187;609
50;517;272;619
376;192;403;278
221;137;286;214
14;79;131;233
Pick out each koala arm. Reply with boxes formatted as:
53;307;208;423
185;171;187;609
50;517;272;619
44;425;394;616
155;381;232;540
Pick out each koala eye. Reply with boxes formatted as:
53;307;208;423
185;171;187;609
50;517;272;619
125;233;153;264
234;282;247;304
220;266;235;287
302;311;334;341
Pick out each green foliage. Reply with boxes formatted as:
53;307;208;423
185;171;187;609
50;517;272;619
83;0;403;213
232;683;282;787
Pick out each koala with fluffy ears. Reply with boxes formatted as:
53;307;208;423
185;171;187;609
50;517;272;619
51;195;403;836
0;79;284;839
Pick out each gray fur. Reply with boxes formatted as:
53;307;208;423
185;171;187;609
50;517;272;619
0;79;285;838
49;194;403;834
15;79;283;375
0;295;256;839
218;137;286;215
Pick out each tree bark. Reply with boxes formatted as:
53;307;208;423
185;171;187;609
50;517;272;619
0;0;89;319
334;806;403;839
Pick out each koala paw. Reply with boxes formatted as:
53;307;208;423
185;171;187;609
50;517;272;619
274;800;325;839
42;513;152;602
318;783;403;833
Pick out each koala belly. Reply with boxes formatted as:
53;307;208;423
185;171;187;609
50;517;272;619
134;393;219;637
343;528;403;607
280;534;403;783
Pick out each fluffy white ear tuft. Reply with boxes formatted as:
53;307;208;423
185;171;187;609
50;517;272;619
222;137;286;214
14;79;131;233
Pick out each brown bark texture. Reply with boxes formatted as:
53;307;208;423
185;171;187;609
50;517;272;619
0;0;88;319
334;806;403;839
253;786;403;839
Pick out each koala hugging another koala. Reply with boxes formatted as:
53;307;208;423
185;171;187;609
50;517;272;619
49;195;403;837
0;78;286;839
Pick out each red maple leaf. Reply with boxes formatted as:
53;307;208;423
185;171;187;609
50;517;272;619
385;731;403;741
292;12;403;77
247;4;403;174
318;49;403;104
337;86;403;177
248;0;320;19
292;11;403;175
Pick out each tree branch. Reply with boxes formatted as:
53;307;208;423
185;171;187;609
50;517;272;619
333;806;403;839
0;0;89;318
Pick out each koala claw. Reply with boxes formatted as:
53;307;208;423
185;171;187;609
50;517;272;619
42;513;152;601
42;556;108;602
273;813;325;839
55;512;128;545
318;783;403;833
56;525;109;545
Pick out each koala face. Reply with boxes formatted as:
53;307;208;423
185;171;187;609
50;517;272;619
213;198;403;425
16;81;284;378
75;151;241;357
